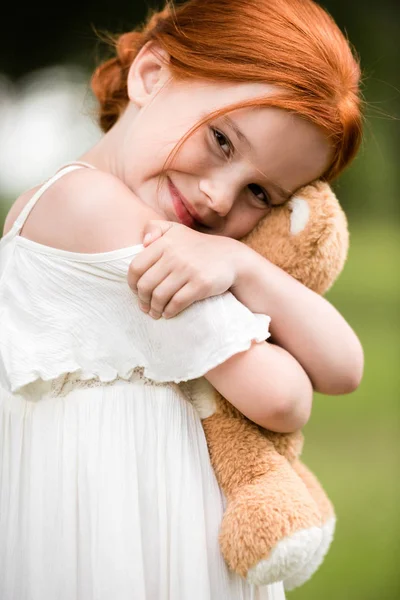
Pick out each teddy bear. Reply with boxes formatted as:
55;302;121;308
179;180;349;590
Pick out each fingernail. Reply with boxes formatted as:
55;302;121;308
144;233;152;244
139;303;149;312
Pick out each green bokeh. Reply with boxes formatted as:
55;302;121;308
289;221;400;599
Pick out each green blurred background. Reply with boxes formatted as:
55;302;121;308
0;1;399;598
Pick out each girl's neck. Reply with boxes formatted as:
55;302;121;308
78;113;130;176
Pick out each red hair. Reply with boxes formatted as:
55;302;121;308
91;0;363;181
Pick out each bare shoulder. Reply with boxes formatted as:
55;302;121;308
3;168;161;253
3;186;41;237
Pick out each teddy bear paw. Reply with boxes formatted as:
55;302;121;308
282;516;336;591
246;525;324;586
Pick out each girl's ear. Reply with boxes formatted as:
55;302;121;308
127;41;171;107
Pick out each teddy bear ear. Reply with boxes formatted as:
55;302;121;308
286;180;350;294
287;195;311;235
241;180;349;295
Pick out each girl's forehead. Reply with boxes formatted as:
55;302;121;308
143;75;332;183
226;110;331;186
173;77;276;102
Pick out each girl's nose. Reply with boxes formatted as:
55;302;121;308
198;177;236;217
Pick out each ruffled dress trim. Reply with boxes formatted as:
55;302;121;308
0;245;271;394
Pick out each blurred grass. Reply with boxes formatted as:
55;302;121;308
291;220;400;599
0;204;398;598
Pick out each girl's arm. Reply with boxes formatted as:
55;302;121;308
204;340;313;433
131;221;363;397
4;170;312;433
230;244;364;396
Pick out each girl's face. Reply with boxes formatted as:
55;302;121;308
108;46;332;240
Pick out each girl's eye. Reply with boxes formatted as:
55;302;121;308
211;128;232;158
248;183;271;206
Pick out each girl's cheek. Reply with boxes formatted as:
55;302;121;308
177;130;215;173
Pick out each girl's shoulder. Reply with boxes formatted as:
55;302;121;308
3;168;160;254
3;185;41;237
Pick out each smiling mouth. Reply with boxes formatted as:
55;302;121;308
167;178;207;228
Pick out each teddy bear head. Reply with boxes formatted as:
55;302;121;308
240;181;349;295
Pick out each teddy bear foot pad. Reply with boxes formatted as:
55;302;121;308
246;525;323;587
283;516;336;591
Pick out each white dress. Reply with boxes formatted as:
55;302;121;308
0;164;286;600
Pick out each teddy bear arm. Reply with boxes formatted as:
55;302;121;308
202;392;281;493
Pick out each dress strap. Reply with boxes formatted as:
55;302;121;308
12;162;96;234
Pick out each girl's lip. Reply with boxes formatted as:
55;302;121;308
168;178;196;227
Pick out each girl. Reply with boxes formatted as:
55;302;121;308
0;0;363;598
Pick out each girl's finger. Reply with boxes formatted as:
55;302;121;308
148;272;189;319
143;230;162;247
142;220;176;247
162;281;209;319
135;260;173;309
127;243;163;293
137;256;186;314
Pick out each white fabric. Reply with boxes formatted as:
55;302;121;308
0;164;285;599
0;243;271;394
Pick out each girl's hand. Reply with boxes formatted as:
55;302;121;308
127;220;243;319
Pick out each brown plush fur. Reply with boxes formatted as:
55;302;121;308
202;407;322;577
242;181;348;294
183;181;347;586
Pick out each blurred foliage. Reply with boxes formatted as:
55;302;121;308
291;221;400;599
1;1;399;599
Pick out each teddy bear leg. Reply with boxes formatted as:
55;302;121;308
282;458;336;591
211;447;324;586
185;381;325;587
